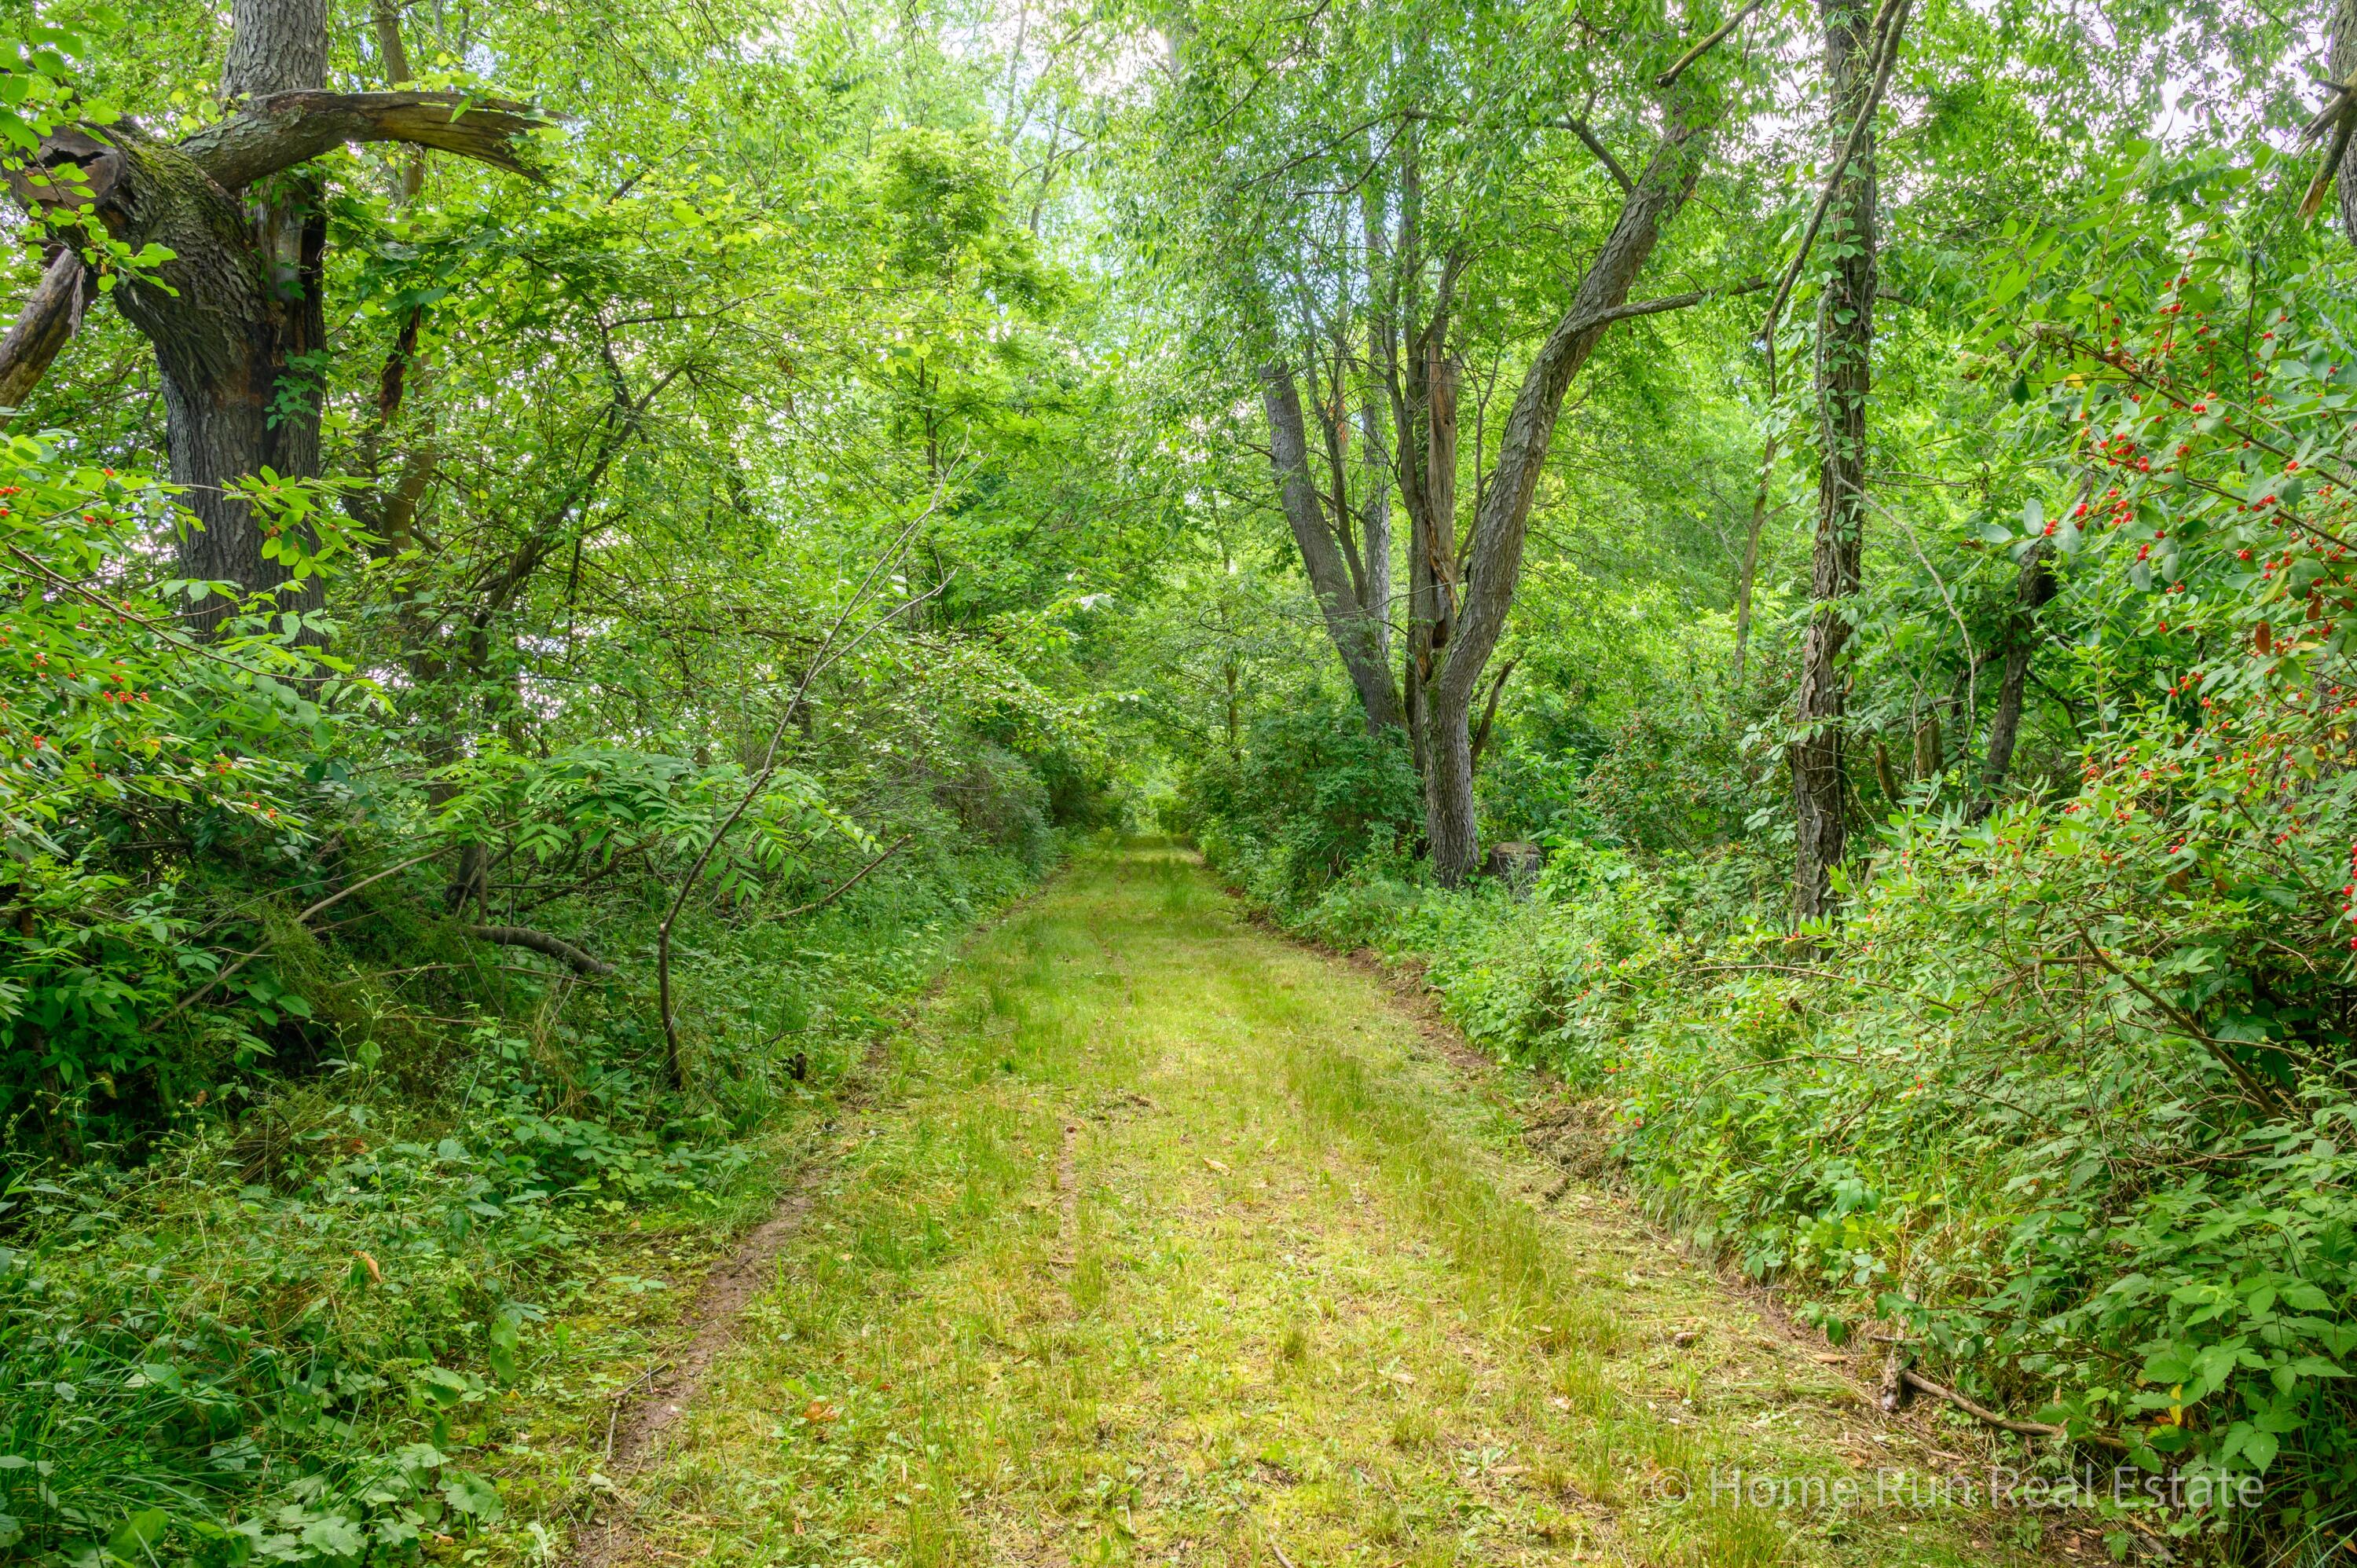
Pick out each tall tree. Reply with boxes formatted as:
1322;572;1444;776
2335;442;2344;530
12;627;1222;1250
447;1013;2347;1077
1791;0;1886;922
1413;87;1715;884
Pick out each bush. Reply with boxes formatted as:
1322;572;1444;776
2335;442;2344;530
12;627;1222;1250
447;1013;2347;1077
0;833;1047;1566
1173;704;1420;903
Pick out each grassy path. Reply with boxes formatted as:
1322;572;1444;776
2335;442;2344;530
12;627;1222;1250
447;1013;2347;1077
588;848;2065;1566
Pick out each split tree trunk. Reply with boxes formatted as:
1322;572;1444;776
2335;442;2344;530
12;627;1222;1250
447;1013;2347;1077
1418;90;1714;884
1791;0;1879;924
1407;348;1460;786
0;0;537;636
162;0;332;634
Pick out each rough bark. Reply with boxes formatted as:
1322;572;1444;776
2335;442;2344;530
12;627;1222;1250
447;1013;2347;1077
9;125;325;633
163;0;327;632
1420;89;1714;884
0;249;89;414
1971;541;2056;819
1259;361;1404;735
0;0;538;635
1792;0;1879;925
180;91;541;191
2336;0;2357;247
224;0;327;103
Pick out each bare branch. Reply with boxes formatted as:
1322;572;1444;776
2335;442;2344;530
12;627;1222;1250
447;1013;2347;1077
178;90;547;190
770;835;914;921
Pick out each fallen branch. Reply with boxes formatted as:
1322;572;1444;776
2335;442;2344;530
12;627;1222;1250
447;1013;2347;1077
464;924;614;976
1897;1367;2126;1451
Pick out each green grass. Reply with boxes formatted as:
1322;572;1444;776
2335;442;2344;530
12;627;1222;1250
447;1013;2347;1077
606;846;2059;1566
0;847;1043;1568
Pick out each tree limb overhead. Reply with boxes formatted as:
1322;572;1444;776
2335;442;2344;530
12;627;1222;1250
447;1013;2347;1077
178;90;548;190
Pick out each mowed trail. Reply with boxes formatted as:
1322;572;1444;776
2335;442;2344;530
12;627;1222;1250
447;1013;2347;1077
580;848;2073;1567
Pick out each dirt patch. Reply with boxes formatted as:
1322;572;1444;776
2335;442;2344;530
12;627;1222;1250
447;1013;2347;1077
1055;1117;1081;1268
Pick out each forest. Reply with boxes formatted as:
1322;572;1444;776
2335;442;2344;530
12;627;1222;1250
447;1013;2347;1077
4;0;2357;1562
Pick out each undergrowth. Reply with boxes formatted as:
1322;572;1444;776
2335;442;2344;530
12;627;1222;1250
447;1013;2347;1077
0;840;1047;1567
1194;731;2357;1561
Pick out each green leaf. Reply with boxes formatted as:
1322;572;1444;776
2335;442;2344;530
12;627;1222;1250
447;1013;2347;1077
441;1471;503;1522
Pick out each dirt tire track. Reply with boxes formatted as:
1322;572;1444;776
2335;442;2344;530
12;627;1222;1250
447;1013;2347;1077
568;1035;887;1568
566;881;1059;1568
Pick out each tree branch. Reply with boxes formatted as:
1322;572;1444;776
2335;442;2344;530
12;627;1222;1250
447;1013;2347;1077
1656;0;1769;88
178;90;547;191
1554;119;1633;193
771;835;913;921
0;248;88;414
1561;274;1768;335
464;923;614;976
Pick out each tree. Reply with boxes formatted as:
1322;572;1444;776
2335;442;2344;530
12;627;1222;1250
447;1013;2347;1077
1404;85;1717;884
0;0;541;633
1791;0;1899;922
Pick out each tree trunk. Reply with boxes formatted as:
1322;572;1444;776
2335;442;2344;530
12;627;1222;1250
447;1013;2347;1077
1359;387;1391;662
177;0;332;635
1420;88;1714;885
1971;541;2055;818
1730;427;1777;684
1792;0;1879;924
369;0;426;200
1423;694;1477;880
2336;0;2357;247
0;0;534;636
1259;361;1403;734
1406;349;1459;786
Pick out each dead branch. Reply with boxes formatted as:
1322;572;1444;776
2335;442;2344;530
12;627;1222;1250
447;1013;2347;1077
464;924;614;976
